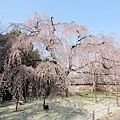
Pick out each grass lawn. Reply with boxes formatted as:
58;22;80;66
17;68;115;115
0;91;120;120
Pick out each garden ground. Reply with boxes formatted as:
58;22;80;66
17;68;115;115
1;90;120;120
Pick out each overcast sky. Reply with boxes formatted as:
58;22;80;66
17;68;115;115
0;0;120;39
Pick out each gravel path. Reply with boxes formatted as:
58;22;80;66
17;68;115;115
109;112;120;120
100;111;120;120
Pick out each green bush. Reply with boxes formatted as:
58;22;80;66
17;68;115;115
10;30;21;36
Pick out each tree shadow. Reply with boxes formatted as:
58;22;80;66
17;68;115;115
40;103;89;120
0;101;14;107
0;99;89;120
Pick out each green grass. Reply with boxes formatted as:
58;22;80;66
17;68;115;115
0;92;120;120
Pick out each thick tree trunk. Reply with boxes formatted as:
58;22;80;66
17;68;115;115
68;48;73;70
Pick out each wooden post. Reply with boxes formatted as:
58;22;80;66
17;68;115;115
24;82;26;103
113;57;119;107
43;72;47;106
92;62;97;103
16;87;19;112
107;106;109;114
92;110;95;120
